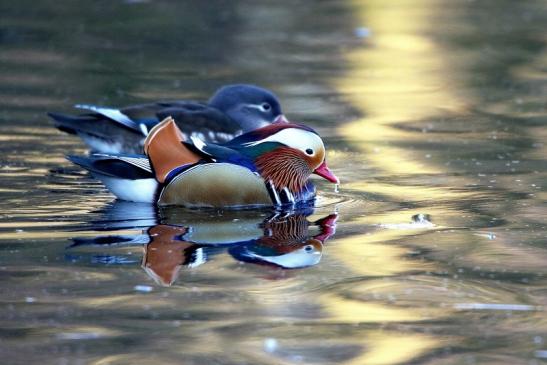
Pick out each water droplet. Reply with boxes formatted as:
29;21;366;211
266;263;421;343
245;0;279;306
354;27;371;38
334;184;339;193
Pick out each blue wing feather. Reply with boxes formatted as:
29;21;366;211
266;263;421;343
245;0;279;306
185;140;258;172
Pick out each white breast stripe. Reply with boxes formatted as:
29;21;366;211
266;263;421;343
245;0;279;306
190;136;211;155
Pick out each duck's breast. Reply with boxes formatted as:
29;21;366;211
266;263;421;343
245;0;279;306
158;163;272;208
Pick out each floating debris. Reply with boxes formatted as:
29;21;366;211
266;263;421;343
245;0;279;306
454;303;540;311
56;332;102;340
263;338;278;353
412;213;431;224
380;213;435;229
474;232;496;240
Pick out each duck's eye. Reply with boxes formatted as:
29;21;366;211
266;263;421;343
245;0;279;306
261;103;271;111
305;148;314;155
304;245;314;252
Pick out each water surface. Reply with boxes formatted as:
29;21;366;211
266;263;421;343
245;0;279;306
1;1;546;364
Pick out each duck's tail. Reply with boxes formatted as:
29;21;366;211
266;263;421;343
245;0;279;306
48;112;97;135
48;111;145;154
67;153;158;203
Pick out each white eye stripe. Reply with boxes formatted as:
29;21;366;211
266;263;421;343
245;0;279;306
246;103;271;112
243;128;324;156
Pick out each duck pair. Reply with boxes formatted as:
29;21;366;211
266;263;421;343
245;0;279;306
50;85;339;208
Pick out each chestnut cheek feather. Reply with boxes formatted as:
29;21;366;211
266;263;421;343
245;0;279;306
255;147;312;193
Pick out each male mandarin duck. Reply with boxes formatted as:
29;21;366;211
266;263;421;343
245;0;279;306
68;116;339;208
49;84;288;154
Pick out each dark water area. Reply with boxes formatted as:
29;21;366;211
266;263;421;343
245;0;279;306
1;1;547;364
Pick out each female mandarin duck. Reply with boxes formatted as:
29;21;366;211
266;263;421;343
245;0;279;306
49;84;288;154
68;116;339;208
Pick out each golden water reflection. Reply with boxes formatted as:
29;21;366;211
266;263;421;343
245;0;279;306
325;0;547;363
328;1;469;361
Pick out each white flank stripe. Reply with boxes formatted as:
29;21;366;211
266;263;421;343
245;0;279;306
99;176;157;203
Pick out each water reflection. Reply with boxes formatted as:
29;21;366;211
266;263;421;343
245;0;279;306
69;205;338;286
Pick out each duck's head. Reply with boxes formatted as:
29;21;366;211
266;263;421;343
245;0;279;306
208;84;288;131
229;123;339;193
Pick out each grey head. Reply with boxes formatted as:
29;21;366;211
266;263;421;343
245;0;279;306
208;84;287;132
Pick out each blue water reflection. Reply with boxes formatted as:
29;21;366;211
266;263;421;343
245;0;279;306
67;204;337;285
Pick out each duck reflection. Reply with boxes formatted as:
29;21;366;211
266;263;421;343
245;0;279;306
69;206;337;286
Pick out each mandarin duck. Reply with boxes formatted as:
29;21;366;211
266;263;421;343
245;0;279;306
69;208;338;286
49;84;288;154
68;116;339;208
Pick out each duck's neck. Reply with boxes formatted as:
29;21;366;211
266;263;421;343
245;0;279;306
254;147;311;193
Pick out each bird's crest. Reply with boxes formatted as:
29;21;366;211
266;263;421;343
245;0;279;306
226;123;317;147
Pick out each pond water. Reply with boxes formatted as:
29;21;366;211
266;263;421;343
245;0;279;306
1;1;547;364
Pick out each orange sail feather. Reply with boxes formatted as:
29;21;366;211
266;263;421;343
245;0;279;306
144;117;201;183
